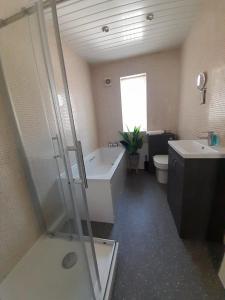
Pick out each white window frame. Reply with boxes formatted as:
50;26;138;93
120;73;147;132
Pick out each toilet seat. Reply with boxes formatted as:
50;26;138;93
153;155;168;170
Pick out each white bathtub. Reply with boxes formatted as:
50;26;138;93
72;147;126;223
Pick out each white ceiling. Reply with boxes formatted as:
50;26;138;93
57;0;201;63
0;0;201;64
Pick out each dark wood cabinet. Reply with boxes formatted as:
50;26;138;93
207;159;225;242
167;147;184;234
167;146;220;239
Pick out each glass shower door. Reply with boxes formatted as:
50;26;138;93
0;1;100;299
34;0;101;297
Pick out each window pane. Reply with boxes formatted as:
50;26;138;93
120;73;147;131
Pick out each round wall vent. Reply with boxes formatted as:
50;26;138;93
105;78;111;86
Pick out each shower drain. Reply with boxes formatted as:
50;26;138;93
62;252;78;269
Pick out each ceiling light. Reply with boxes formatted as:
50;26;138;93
102;25;109;33
146;13;154;21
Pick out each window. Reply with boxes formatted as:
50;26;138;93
120;73;147;131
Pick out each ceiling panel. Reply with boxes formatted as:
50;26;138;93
57;0;201;63
65;8;196;42
69;16;194;48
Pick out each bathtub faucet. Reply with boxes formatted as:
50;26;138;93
108;142;119;147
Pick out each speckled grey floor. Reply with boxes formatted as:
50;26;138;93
91;171;225;300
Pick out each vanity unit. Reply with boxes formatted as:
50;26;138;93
167;140;225;240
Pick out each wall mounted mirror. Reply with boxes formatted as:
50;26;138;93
197;72;207;104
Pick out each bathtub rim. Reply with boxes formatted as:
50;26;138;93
80;147;126;181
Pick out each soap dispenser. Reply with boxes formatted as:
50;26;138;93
212;133;220;146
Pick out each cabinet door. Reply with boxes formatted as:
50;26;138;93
167;148;184;234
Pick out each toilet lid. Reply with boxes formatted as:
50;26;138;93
153;155;168;165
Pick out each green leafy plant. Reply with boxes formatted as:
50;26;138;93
119;126;144;155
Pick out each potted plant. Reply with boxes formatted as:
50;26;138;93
119;126;144;171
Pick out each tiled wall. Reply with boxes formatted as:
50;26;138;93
91;49;181;147
178;0;225;145
0;14;98;282
0;1;42;279
63;43;98;156
0;66;40;282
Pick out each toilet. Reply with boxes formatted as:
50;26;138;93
153;155;168;184
147;131;176;184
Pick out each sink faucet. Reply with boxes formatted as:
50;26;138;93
198;131;214;146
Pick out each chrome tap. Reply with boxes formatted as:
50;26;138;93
108;142;119;147
198;131;214;146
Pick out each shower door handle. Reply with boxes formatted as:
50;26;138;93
66;142;88;189
52;135;62;159
77;141;88;189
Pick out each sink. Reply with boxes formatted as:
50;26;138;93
168;140;225;158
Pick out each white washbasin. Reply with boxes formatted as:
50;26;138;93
168;140;225;158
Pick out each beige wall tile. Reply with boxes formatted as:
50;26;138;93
90;49;181;146
178;0;225;144
0;76;40;282
0;9;98;282
63;43;99;156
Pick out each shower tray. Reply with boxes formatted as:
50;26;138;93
0;235;118;300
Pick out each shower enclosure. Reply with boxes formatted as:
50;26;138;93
0;1;118;299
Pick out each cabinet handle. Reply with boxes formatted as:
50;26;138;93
174;160;178;177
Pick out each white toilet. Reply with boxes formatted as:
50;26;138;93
153;155;168;184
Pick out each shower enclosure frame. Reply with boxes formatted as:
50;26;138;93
35;1;102;298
